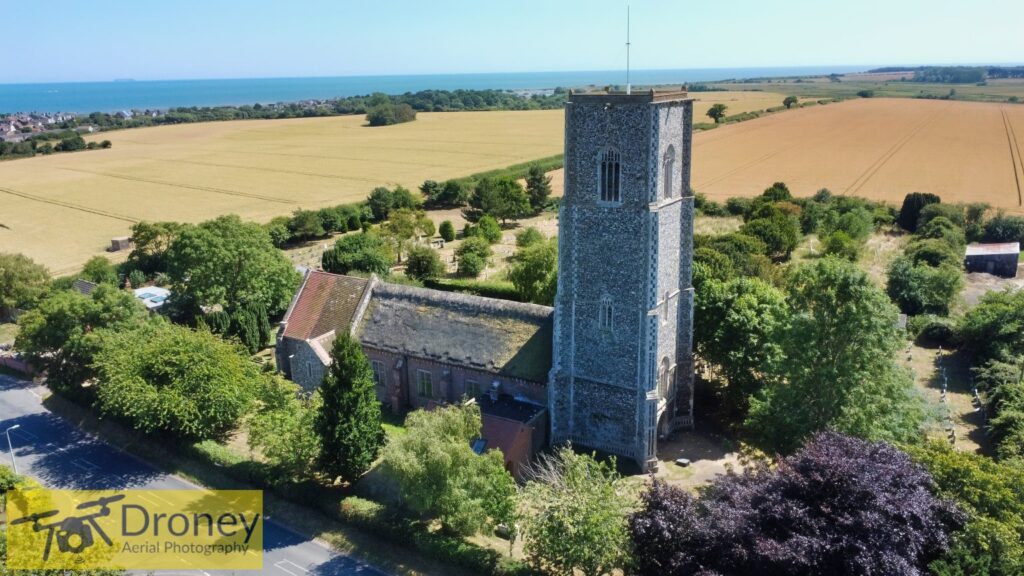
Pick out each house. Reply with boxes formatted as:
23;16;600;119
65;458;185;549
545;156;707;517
965;242;1020;277
276;270;551;475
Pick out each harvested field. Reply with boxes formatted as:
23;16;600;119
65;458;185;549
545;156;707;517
693;98;1024;207
0;110;564;275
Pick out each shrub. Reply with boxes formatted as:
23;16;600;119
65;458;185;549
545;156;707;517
457;253;485;278
438;220;456;242
477;215;502;244
918;216;966;249
404;246;444;281
857;89;875;98
886;257;963;315
515;227;544;248
918;203;965;229
907;314;959;347
982;213;1024;243
127;269;146;288
725;196;752;216
322;233;395;276
456;236;492;260
898;192;941;232
905;238;962;267
822;230;860;261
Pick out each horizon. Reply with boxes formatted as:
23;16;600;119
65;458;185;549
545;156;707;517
7;0;1024;84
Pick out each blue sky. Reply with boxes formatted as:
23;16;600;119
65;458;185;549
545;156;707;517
7;0;1023;83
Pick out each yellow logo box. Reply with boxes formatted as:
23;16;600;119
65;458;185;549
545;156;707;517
6;489;262;570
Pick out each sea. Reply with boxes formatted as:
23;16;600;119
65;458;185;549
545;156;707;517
0;66;868;114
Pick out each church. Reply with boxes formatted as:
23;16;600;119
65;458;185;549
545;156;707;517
276;89;694;473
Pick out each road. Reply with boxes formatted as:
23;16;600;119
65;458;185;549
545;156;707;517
0;374;387;576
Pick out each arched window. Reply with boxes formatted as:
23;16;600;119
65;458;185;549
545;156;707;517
598;297;613;333
662;145;676;199
599;149;621;203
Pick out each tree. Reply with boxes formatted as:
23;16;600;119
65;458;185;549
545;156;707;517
521;448;632;576
322;232;395;276
367;186;420;222
381;208;419;262
739;213;800;259
80;256;118;285
288;209;326;240
464;177;531;223
423;180;470;209
126;221;187;275
438;220;456;242
746;258;923;453
958;288;1024;363
898;192;942;232
516;227;544;248
886;257;963;315
906;441;1024;575
822;230;861;260
477;215;502;244
405;245;444;281
760;181;793;202
456;237;491;278
783;95;799;109
0;253;49;318
509;239;558;305
248;379;322;482
525;164;553;211
315;334;385;482
166;215;300;315
457;253;485;278
694;277;789;413
629;432;962;576
92;321;261;439
983;213;1024;243
706;103;728;123
381;403;517;536
16;285;148;388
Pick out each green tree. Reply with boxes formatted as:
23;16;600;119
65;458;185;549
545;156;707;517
886;257;963;315
509;239;558;305
746;257;923;453
288;209;326;240
16;285;148;388
521;448;632;576
0;253;49;318
694;277;789;413
405;245;444;281
248;379;322;482
80;256;118;285
906;441;1024;576
92;321;261;439
465;177;531;224
821;230;861;261
525;164;553;211
382;208;419;263
322;232;395;276
897;192;941;232
315;334;385;482
783;95;799;109
127;269;146;289
381;403;517;536
166;215;300;315
458;253;485;278
740;213;800;259
707;103;728;123
477;215;502;244
515;227;544;248
438;220;456;242
126;220;187;274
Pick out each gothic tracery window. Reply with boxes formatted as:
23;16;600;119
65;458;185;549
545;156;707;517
599;149;621;203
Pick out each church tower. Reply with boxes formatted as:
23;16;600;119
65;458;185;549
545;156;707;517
548;90;694;471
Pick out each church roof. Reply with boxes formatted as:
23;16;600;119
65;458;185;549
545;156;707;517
280;271;369;341
355;282;553;383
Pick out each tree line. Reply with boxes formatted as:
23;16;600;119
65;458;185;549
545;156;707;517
0;131;110;160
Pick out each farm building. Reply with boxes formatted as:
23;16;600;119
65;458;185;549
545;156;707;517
965;242;1020;277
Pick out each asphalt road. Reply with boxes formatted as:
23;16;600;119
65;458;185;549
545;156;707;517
0;373;387;576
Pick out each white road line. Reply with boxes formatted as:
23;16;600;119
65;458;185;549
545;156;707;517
275;559;310;575
12;428;37;440
146;491;174;505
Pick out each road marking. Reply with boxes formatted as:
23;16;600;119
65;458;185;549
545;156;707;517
146;491;174;505
11;428;37;441
274;559;310;575
137;494;160;507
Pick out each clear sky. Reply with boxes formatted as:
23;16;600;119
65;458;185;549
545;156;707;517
7;0;1023;83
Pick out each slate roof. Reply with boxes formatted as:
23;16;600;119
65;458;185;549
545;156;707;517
356;282;554;383
71;279;98;296
281;271;369;341
478;393;545;423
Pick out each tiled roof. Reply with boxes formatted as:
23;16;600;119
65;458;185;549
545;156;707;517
356;282;553;383
281;271;369;341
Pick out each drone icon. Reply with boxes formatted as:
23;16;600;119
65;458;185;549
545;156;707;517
11;494;126;561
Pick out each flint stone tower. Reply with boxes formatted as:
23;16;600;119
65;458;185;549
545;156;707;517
548;90;695;471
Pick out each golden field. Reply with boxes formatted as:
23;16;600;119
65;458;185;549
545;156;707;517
4;92;1023;275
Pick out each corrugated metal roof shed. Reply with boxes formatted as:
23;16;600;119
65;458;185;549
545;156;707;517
965;242;1020;256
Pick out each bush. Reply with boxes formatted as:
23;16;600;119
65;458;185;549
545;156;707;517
982;213;1024;243
725;196;752;216
857;89;875;98
515;227;544;248
457;253;485;278
886;257;963;315
898;192;941;232
404;246;444;281
456;236;492;260
907;314;959;347
127;269;146;288
438;220;456;242
477;215;502;244
322;233;395;276
822;231;860;261
918;203;965;229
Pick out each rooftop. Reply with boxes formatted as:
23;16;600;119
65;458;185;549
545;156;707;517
568;89;690;104
477;393;545;424
281;271;369;341
965;242;1021;256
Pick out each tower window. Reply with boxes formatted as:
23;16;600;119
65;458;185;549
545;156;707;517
599;300;613;332
663;145;676;199
417;370;433;398
599;149;621;203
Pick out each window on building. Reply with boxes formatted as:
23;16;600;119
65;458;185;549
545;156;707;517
599;149;621;203
417;370;433;398
371;360;385;388
466;380;480;398
598;299;613;332
662;145;676;199
659;357;671;397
